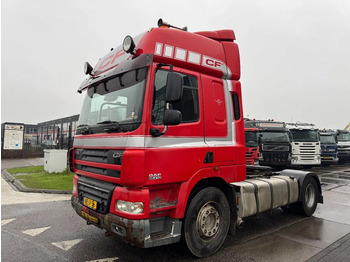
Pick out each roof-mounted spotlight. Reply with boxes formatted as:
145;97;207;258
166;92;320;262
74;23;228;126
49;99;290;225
123;35;136;54
84;62;93;75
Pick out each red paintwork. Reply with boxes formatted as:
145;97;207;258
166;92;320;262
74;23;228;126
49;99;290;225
73;26;246;220
244;128;260;165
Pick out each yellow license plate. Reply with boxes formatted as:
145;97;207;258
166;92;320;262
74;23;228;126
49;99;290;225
84;197;97;210
324;157;331;159
81;211;99;224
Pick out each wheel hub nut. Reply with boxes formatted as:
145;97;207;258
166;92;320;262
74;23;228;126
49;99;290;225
197;203;220;238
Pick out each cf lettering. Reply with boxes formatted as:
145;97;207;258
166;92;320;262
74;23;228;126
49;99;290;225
111;49;125;64
205;59;222;68
97;54;114;71
97;49;126;71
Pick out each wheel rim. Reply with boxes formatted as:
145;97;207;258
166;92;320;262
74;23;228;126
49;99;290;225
305;183;316;208
196;202;220;239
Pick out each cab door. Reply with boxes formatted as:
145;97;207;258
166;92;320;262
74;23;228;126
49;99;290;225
144;65;206;184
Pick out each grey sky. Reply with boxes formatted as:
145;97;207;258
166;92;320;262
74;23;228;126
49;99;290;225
2;0;349;129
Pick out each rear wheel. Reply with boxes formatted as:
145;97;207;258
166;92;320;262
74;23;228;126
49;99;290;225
288;178;318;216
183;187;230;257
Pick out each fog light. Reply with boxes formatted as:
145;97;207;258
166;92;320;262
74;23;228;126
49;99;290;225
116;200;144;214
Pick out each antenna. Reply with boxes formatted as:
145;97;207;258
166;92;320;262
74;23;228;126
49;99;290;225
157;18;188;31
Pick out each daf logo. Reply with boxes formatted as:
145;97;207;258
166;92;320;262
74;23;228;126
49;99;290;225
113;152;123;158
215;99;223;106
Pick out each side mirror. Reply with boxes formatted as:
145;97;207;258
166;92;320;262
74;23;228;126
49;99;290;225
163;109;182;126
165;72;183;103
149;109;182;137
258;134;263;144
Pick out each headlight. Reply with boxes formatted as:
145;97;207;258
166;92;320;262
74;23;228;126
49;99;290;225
116;200;144;214
72;184;77;195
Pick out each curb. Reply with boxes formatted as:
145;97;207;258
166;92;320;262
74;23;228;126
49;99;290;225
2;169;72;194
306;233;350;262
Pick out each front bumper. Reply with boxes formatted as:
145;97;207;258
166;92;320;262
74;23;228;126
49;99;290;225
290;155;321;166
321;155;339;163
71;196;182;248
338;151;350;160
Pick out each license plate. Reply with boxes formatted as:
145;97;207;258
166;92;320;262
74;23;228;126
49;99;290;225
81;211;99;224
324;157;331;160
84;197;97;210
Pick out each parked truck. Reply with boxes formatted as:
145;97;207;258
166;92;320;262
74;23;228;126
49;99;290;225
335;130;350;163
70;19;323;257
244;120;291;167
319;131;338;165
286;122;321;166
244;127;259;165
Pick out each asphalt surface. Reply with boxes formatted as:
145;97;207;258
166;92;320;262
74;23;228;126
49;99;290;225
2;158;350;261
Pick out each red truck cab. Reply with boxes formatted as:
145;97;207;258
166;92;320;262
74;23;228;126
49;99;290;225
244;127;259;165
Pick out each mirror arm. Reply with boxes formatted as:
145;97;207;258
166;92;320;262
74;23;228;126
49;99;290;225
150;126;168;137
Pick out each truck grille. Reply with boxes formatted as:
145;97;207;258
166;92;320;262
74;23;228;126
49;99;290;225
77;176;116;214
299;145;317;154
74;149;123;178
262;152;289;162
262;145;289;151
299;155;317;161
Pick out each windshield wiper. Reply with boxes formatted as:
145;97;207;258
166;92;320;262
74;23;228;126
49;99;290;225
77;124;92;135
97;120;126;132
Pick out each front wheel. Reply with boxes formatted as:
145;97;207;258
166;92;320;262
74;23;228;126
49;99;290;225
183;187;230;257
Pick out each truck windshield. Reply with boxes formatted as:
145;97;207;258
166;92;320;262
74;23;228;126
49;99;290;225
245;131;258;147
260;131;290;143
320;135;336;144
290;130;319;142
77;67;148;134
337;132;350;141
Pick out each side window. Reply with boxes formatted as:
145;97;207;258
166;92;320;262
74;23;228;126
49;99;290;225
232;93;241;120
152;70;199;125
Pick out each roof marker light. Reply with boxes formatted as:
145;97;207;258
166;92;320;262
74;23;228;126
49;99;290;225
123;35;136;54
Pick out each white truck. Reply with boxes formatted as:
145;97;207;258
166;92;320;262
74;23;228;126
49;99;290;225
286;122;321;166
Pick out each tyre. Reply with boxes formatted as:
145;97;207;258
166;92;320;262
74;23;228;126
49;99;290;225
183;187;230;257
290;178;319;216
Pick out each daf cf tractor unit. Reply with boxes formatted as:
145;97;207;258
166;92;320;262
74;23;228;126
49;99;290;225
244;127;259;165
335;129;350;163
319;131;338;165
286;122;321;166
70;19;323;257
244;120;291;168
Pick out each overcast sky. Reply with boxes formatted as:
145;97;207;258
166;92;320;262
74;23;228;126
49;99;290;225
1;0;349;129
